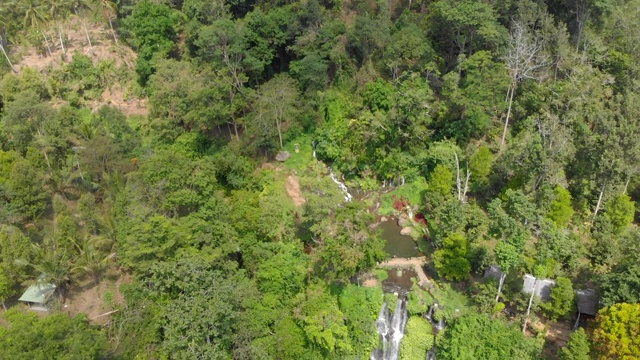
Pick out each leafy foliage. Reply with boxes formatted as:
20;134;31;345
592;303;640;359
400;316;433;360
0;309;108;359
433;232;471;281
436;313;543;359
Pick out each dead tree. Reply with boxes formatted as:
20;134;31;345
454;152;471;204
501;22;549;151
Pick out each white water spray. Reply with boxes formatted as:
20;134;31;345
329;167;352;202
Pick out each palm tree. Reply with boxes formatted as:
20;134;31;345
47;0;71;54
18;0;53;57
72;236;115;285
17;236;75;300
70;0;93;49
95;0;117;45
0;1;17;72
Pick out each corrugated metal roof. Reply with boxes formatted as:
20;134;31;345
522;274;556;301
575;289;598;316
18;283;56;304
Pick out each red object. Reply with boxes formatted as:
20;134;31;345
415;213;427;226
392;195;410;212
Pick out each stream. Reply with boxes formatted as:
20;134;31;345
329;167;353;202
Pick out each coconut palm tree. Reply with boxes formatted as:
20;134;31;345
18;0;53;56
95;0;117;44
0;1;17;72
72;236;115;285
47;0;71;54
70;0;94;49
16;236;75;300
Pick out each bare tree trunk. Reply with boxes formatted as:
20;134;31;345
276;119;283;149
76;155;84;181
58;26;66;54
36;127;52;169
462;166;471;203
455;152;462;201
522;279;537;333
108;17;118;45
624;173;631;194
83;21;92;48
75;9;93;49
575;0;589;52
233;122;239;141
501;83;516;151
495;273;506;302
41;31;53;57
0;39;16;73
593;181;607;221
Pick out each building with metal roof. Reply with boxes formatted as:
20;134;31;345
18;283;56;311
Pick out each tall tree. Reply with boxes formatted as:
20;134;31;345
560;328;591;360
501;21;549;150
0;2;17;72
96;0;117;44
46;0;70;54
18;0;53;56
592;303;640;359
252;74;299;150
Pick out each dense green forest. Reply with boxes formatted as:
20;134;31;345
1;0;640;358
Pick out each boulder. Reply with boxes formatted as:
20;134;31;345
400;227;412;236
275;151;291;162
398;215;408;227
380;216;388;222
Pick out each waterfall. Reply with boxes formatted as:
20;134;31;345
423;302;446;360
371;299;408;360
329;167;353;202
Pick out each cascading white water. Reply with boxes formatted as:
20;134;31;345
371;299;408;360
329;167;353;202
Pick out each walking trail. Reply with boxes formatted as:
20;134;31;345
379;256;432;288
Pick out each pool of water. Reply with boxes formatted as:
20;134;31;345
380;219;421;258
381;267;418;296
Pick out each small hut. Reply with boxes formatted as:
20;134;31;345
522;274;556;301
18;282;57;311
574;289;598;328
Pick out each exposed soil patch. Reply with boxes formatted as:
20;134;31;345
286;174;306;207
11;19;147;117
363;277;379;287
91;87;149;117
14;19;135;72
64;272;130;325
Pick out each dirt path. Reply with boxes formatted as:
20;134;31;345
379;256;432;288
286;175;305;207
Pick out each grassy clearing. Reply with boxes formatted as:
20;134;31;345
282;134;316;173
430;282;473;320
379;177;429;216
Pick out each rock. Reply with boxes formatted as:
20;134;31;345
398;215;408;227
400;227;412;236
275;151;290;162
381;216;388;222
